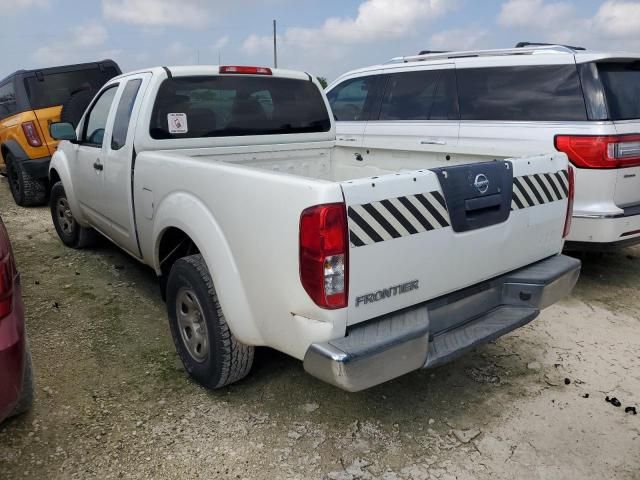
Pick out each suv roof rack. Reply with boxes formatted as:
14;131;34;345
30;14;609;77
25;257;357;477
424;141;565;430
418;50;449;55
386;44;580;64
515;41;586;51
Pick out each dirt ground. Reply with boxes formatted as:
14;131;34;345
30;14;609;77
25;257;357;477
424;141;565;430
0;177;638;480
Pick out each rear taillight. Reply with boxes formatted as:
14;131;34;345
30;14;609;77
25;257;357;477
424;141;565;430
299;203;348;309
21;121;43;147
555;134;640;169
563;166;575;239
219;66;273;75
0;225;15;319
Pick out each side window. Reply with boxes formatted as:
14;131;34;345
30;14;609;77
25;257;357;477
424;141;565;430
326;76;377;121
82;85;119;147
0;81;17;119
379;70;458;121
111;79;142;150
457;65;587;121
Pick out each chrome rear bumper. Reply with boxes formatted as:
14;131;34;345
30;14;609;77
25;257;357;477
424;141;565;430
303;254;581;392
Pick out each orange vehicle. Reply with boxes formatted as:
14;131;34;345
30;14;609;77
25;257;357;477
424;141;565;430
0;60;120;206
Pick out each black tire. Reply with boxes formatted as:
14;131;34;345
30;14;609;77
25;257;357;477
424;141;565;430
60;90;95;128
5;153;47;207
167;254;254;389
9;347;34;418
50;181;96;249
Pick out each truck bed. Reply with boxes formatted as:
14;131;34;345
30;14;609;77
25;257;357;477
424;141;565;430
188;143;510;182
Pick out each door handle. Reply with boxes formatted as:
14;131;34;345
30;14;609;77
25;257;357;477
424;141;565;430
338;137;357;142
420;139;446;145
93;162;103;171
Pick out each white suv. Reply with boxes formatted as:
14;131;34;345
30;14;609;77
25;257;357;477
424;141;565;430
326;44;640;249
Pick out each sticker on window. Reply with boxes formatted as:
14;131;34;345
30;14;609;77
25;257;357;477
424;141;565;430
167;113;188;134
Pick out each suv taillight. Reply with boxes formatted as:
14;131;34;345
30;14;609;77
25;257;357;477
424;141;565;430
563;166;575;239
555;134;640;169
0;224;15;319
299;203;348;309
21;121;42;148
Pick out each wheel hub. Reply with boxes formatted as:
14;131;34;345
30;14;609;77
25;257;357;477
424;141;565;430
176;288;209;363
56;198;76;235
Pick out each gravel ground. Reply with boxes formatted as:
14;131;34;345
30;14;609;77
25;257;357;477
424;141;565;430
0;176;638;480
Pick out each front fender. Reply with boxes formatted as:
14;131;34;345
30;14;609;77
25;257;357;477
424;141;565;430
151;192;264;347
49;148;90;227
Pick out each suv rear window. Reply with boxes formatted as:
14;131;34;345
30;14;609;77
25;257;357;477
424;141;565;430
598;62;640;120
24;67;119;110
150;76;331;139
457;65;587;121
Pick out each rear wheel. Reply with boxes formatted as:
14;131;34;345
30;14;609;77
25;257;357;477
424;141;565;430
50;181;96;249
5;153;47;207
166;254;254;389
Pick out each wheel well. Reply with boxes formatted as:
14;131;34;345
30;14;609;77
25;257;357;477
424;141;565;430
158;227;200;279
49;168;61;185
1;144;8;163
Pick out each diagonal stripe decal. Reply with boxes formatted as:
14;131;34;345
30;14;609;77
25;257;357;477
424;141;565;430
511;169;569;211
348;169;569;247
348;190;449;247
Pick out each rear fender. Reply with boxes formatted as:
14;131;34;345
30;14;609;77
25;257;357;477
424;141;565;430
152;193;264;346
1;139;29;163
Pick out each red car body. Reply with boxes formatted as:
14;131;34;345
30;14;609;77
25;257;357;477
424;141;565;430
0;215;30;423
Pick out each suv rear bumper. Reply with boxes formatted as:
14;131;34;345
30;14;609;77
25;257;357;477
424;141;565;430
303;254;580;392
567;210;640;249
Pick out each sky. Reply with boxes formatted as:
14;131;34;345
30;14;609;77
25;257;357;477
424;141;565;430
2;0;640;82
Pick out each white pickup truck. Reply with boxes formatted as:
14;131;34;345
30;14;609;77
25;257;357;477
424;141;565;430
48;65;580;392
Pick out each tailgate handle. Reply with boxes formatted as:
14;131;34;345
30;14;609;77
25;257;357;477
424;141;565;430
465;194;501;213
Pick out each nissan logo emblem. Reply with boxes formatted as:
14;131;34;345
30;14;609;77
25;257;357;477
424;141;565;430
474;174;490;194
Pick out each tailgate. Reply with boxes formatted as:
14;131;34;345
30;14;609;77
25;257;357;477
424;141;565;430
343;154;569;325
613;121;640;207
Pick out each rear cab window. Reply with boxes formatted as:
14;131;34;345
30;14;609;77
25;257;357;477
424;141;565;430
149;75;331;139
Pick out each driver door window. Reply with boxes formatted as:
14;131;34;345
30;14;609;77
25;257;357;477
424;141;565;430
327;76;377;122
82;85;118;146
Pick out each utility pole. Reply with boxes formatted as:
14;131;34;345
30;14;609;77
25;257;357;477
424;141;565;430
273;19;278;68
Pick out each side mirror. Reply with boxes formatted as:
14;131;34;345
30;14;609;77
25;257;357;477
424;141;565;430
50;122;78;142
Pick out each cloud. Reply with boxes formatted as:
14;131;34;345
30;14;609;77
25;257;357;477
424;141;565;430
5;0;49;14
498;0;575;29
73;24;109;48
212;36;229;51
497;0;640;49
593;0;640;38
428;28;490;51
243;0;458;56
32;23;109;66
102;0;209;28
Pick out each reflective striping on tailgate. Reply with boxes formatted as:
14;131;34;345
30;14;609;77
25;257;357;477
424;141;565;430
349;170;568;247
511;170;569;210
348;191;450;248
